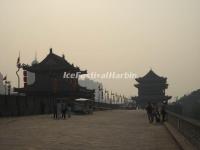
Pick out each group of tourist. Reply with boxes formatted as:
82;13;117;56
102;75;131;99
53;102;72;119
145;102;167;123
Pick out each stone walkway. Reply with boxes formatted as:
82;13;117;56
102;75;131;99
0;110;180;150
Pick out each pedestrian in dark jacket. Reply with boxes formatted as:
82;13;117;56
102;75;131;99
67;104;72;118
53;103;57;119
160;104;167;122
145;102;153;123
152;103;160;123
61;103;67;119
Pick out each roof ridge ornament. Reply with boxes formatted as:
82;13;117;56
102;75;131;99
62;54;65;59
49;48;53;54
35;51;37;61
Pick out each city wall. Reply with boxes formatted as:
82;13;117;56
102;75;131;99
0;95;121;117
0;95;55;117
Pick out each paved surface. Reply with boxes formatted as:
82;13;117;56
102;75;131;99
0;110;180;150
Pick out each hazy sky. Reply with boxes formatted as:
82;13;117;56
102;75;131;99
0;0;199;99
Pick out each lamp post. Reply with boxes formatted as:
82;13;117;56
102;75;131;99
115;93;118;104
16;52;21;89
16;68;20;89
111;92;114;104
7;81;11;95
105;90;109;104
107;91;109;104
104;89;107;104
110;91;112;104
116;94;118;104
120;95;122;104
4;81;7;96
98;85;103;104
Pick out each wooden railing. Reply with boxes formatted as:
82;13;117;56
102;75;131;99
167;110;200;149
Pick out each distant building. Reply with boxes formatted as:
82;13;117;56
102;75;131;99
14;48;94;99
79;78;103;102
0;72;10;95
133;70;171;108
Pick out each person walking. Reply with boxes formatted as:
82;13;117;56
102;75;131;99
145;102;153;123
160;103;167;122
67;104;72;118
61;103;67;119
152;103;160;123
57;102;62;119
53;102;57;119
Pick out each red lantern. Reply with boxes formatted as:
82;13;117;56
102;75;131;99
24;82;27;87
23;76;27;83
23;70;27;76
